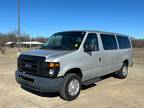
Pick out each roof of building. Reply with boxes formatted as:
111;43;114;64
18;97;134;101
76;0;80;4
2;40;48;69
20;41;44;45
5;42;15;45
5;41;43;45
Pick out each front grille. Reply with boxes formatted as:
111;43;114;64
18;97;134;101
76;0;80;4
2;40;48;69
18;55;47;77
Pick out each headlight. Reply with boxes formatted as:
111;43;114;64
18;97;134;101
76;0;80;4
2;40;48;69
47;62;60;77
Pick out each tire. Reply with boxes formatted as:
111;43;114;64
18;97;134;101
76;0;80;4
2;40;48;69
60;73;81;101
115;63;128;79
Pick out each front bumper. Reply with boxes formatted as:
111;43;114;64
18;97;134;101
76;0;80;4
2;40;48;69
15;70;64;93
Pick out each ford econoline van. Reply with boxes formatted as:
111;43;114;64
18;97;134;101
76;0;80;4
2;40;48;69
16;30;133;101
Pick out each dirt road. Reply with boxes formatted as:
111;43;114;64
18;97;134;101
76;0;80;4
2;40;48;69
0;48;144;108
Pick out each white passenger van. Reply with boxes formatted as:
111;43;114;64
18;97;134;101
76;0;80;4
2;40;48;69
16;30;133;101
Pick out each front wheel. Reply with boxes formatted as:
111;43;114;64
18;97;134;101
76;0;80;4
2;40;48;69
60;73;81;101
115;63;128;79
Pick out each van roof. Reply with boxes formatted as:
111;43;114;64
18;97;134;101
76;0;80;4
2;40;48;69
60;30;130;37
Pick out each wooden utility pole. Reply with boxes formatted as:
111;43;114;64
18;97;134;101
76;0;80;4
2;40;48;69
18;0;21;52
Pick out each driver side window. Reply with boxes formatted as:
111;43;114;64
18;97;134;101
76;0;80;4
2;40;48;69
84;33;99;51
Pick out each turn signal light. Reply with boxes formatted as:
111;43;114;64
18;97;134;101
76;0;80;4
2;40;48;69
48;62;60;68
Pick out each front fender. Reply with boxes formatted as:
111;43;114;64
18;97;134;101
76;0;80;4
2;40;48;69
57;64;82;77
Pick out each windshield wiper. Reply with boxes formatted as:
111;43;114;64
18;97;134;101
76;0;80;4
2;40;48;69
51;46;71;50
40;45;71;50
40;46;49;49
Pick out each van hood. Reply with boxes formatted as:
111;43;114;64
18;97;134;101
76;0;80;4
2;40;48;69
21;49;73;59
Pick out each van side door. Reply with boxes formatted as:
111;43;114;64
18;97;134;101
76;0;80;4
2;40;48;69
82;33;102;81
100;34;119;75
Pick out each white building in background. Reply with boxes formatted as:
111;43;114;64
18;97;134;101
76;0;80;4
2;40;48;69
20;41;43;48
5;42;15;48
5;41;43;48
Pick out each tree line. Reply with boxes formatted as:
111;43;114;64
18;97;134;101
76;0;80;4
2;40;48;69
0;32;48;47
0;32;144;48
131;38;144;48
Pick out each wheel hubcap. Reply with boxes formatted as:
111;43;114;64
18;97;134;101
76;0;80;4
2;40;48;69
122;66;128;76
68;79;80;96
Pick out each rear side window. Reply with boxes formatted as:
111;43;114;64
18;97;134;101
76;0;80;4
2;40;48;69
117;36;131;49
100;34;118;50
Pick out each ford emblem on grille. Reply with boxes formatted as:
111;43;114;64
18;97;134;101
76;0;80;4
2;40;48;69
25;64;32;68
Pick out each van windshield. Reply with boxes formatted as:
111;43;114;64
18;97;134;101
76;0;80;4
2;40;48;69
41;32;85;50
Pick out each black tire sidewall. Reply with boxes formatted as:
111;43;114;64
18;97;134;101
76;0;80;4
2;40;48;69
118;63;128;79
61;74;81;101
122;63;128;77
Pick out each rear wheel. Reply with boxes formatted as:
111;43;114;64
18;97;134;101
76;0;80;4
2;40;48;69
115;63;128;79
60;73;81;101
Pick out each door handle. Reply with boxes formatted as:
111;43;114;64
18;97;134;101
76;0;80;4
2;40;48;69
99;57;102;62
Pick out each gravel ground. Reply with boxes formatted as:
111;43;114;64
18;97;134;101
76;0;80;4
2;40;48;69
0;48;144;108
